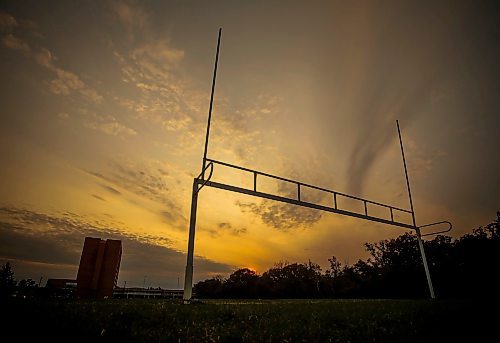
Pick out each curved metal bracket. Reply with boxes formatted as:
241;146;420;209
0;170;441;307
419;220;453;237
196;162;214;193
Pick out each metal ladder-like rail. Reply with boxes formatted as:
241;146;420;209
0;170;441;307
199;158;416;230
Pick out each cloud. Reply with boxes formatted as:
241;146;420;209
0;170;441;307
218;222;231;229
0;222;80;266
0;207;233;287
160;210;176;222
132;40;184;66
39;51;104;103
86;159;187;229
345;55;444;197
114;35;276;138
108;3;283;169
91;194;106;201
49;70;85;94
0;11;18;31
1;11;104;104
100;184;122;195
230;160;330;230
1;34;30;53
405;138;446;176
33;47;53;68
217;222;247;236
57;112;70;119
0;206;167;247
236;200;322;231
113;43;192;133
111;1;147;30
84;113;137;137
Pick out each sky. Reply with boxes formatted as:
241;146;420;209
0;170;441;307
0;0;499;289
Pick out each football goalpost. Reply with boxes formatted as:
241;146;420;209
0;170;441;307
183;28;452;301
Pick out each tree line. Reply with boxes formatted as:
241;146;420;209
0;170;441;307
0;262;41;298
194;211;500;298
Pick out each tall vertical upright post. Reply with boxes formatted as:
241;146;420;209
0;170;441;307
183;179;199;301
202;28;222;179
183;28;222;302
396;120;435;299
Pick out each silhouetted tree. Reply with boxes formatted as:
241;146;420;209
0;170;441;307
193;275;225;298
447;211;500;297
326;256;342;278
18;278;36;288
362;233;427;297
261;262;323;298
17;278;37;298
0;261;17;298
225;268;259;298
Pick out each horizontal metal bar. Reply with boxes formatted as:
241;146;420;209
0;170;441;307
206;158;412;213
197;179;417;230
419;221;453;237
207;158;293;183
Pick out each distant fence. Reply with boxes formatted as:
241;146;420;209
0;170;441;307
113;287;192;299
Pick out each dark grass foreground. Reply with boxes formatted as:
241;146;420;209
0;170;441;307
2;298;497;342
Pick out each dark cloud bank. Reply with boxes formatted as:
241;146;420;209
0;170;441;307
0;207;232;288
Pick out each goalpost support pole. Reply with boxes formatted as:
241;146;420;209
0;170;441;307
183;28;222;302
396;120;435;299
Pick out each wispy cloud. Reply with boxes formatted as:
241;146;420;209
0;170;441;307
1;10;103;103
236;200;322;231
217;222;247;236
232;159;332;230
86;158;187;229
0;12;103;103
111;1;148;32
200;222;248;238
113;44;195;133
91;194;106;202
33;48;103;103
99;184;122;195
109;4;283;167
0;206;169;247
131;40;185;67
0;11;139;140
345;56;444;197
83;112;137;137
0;11;18;31
406;138;446;176
1;33;30;53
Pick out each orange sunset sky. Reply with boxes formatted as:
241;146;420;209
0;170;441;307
1;0;499;288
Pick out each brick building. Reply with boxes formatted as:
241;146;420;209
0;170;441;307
76;237;122;299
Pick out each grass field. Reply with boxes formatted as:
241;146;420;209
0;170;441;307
2;298;497;342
